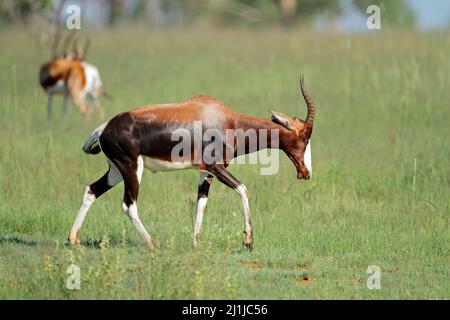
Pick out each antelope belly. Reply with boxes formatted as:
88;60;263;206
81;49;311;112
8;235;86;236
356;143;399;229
143;156;195;172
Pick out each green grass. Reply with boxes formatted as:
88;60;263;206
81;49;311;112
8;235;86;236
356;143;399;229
0;27;449;299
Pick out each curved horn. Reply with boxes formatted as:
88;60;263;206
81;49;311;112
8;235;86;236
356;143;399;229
300;74;315;128
81;38;90;60
61;32;75;57
72;37;79;59
51;0;65;58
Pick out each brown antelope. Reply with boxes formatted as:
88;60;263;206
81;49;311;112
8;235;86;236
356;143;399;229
39;11;107;120
69;76;315;250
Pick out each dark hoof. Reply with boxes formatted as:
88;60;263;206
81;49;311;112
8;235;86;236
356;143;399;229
243;242;253;250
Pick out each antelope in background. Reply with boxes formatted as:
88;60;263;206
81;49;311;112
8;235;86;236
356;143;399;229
39;2;108;120
69;76;315;250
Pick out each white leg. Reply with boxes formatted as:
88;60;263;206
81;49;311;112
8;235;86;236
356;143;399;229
68;161;122;245
193;172;213;246
62;93;69;118
90;90;104;119
236;184;253;247
123;202;154;250
47;93;53;120
92;93;99;108
194;198;207;241
69;186;96;245
122;156;155;250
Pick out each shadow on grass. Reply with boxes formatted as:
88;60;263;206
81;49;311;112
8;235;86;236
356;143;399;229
0;236;37;247
64;238;139;249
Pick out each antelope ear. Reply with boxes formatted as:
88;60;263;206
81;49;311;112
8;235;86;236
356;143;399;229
270;111;294;130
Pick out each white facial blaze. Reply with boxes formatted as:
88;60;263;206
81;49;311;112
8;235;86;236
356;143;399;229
304;140;312;177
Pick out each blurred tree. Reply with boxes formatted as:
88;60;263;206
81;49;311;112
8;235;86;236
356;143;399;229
133;0;190;27
278;0;297;25
106;0;125;26
278;0;341;26
1;0;416;30
298;0;341;18
180;0;210;25
132;0;150;23
214;0;342;27
214;0;278;26
352;0;416;27
0;0;52;24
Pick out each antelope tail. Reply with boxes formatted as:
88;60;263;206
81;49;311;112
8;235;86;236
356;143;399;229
82;123;107;155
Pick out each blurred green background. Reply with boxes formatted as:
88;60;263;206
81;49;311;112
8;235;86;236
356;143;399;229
0;0;449;299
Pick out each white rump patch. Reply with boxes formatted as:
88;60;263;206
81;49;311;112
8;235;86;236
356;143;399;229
304;140;312;177
106;159;122;187
81;62;103;97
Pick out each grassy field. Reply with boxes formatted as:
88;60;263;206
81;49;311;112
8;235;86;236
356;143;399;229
0;27;449;299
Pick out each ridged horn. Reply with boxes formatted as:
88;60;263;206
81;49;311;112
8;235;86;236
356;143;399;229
299;74;315;128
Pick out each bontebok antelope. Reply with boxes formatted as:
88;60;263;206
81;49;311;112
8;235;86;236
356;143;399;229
69;76;315;249
39;11;107;120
